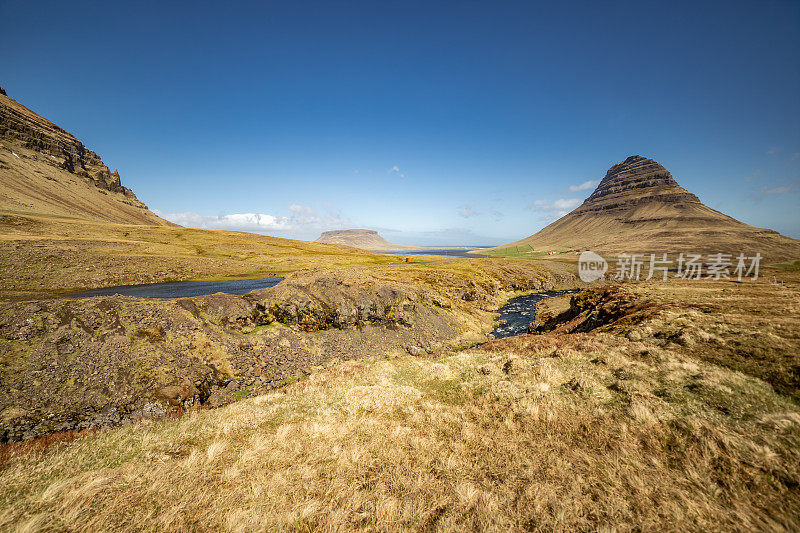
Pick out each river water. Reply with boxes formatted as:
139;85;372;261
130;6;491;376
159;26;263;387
68;277;284;299
373;248;491;258
490;290;576;339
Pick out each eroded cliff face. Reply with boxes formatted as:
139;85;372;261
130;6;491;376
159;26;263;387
0;87;131;195
0;87;172;225
575;155;705;216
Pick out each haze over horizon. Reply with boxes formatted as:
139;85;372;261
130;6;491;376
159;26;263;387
1;0;799;245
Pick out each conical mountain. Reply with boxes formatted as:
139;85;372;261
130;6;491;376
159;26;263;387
491;155;800;262
0;86;172;225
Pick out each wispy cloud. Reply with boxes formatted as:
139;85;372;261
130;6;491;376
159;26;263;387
744;170;761;183
527;198;582;212
526;198;581;221
388;165;405;178
767;147;779;155
568;180;599;192
458;205;478;218
760;180;800;196
784;153;800;166
747;179;800;203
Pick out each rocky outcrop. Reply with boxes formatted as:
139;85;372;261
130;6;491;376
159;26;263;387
0;89;172;225
528;286;649;335
0;89;133;195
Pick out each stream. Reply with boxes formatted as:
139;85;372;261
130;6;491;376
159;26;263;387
489;290;577;339
68;277;284;299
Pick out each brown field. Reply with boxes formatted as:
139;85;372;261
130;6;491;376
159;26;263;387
1;271;798;531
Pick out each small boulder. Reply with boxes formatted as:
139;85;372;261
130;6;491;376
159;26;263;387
142;402;167;419
407;346;422;356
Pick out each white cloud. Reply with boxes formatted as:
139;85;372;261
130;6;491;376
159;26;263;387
767;147;779;155
760;180;799;196
161;211;291;231
388;165;405;178
458;205;478;218
568;180;599;192
528;198;582;212
156;203;352;240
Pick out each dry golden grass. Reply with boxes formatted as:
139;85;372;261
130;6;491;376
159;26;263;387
2;277;799;531
0;212;406;298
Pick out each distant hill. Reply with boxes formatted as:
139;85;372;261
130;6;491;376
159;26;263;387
0;86;172;226
316;229;413;250
488;155;800;263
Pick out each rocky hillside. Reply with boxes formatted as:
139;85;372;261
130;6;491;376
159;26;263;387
316;229;412;250
490;155;800;262
0;86;171;225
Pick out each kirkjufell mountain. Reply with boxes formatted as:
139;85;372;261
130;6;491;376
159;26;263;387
491;155;800;262
0;86;171;226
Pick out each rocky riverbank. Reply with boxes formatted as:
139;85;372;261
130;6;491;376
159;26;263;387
0;263;577;441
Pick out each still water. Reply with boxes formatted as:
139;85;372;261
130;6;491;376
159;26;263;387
68;277;284;299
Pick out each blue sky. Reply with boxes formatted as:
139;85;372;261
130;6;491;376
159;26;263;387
1;0;799;244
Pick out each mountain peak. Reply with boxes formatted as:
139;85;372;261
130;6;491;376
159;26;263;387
581;155;699;212
491;155;800;261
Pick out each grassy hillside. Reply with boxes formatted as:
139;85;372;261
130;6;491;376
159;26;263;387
1;273;798;530
0;212;408;299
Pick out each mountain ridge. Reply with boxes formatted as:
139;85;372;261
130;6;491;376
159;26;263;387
316;229;414;250
0;86;172;226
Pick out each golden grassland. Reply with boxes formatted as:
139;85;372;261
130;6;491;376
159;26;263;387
1;273;798;531
0;212;406;298
0;211;583;302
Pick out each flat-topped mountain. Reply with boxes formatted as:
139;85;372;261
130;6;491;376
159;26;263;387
0;86;171;225
490;155;800;262
316;229;413;250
